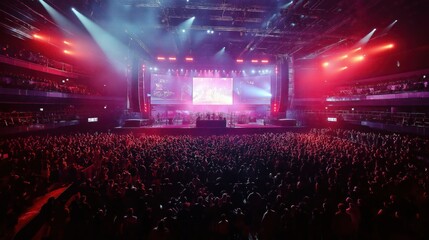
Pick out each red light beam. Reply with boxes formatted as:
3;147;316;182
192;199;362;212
33;34;44;40
369;43;395;54
383;43;394;49
63;49;73;55
352;55;365;62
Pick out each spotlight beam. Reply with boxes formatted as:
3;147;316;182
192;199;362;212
372;20;399;39
215;47;226;57
174;16;196;53
281;1;294;9
355;28;376;47
385;19;398;33
72;9;129;71
39;0;78;35
177;16;196;32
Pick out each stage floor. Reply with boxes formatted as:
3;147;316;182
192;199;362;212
114;123;304;136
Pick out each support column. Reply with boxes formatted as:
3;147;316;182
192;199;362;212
286;56;295;119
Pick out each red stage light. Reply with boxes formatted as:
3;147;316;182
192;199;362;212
339;66;348;71
33;34;43;40
236;59;244;63
168;57;177;61
185;57;194;62
352;55;365;62
261;60;269;63
352;47;362;52
368;43;395;54
63;50;72;55
63;40;71;45
322;62;329;67
157;57;166;61
339;54;348;60
384;44;394;49
251;59;259;63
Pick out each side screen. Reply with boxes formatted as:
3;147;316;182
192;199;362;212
150;74;192;104
233;75;271;104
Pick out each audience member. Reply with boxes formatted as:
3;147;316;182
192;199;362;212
0;130;428;239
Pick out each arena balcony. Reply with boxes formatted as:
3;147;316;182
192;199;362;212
325;69;429;106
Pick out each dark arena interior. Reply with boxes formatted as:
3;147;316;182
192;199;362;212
1;0;429;239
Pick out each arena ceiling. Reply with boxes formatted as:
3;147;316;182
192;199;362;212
0;0;428;64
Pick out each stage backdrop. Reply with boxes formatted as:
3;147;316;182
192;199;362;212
150;74;271;105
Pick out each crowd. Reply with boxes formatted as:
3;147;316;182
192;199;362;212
339;111;429;127
0;110;78;128
1;43;74;72
0;71;97;95
329;75;429;97
1;129;428;240
298;110;429;128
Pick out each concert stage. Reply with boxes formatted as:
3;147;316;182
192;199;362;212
114;122;303;136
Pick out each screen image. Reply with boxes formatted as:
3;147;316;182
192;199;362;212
233;75;271;104
192;77;233;105
150;74;192;104
150;73;272;105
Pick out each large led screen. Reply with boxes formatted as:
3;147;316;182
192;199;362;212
150;73;271;105
192;77;233;105
150;74;192;104
233;75;271;104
